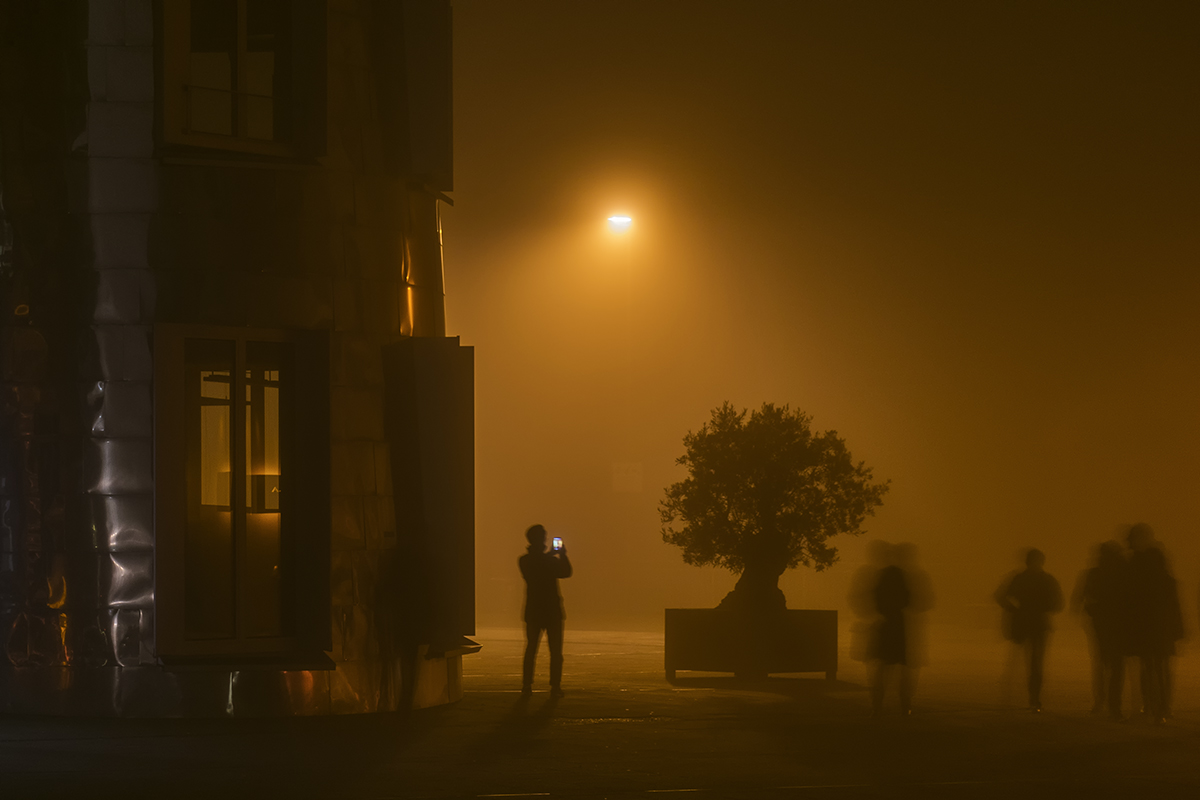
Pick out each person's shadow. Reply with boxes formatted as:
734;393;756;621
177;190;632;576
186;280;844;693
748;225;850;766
469;694;560;761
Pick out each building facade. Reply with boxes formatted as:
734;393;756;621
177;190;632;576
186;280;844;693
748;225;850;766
0;0;476;715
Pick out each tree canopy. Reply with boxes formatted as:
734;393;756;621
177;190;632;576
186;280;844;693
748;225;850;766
660;402;889;578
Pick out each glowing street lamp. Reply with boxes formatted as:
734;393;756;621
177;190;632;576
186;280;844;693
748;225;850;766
607;214;633;233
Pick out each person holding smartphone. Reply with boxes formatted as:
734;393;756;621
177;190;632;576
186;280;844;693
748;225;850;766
519;524;573;698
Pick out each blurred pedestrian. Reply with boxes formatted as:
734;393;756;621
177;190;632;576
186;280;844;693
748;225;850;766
1125;523;1183;723
996;548;1063;712
869;544;911;715
848;540;890;667
895;543;934;696
519;524;573;698
851;542;935;716
1074;540;1130;719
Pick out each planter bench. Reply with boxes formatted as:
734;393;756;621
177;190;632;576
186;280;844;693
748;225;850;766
664;608;838;680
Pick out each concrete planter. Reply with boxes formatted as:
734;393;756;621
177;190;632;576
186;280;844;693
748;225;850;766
664;608;838;680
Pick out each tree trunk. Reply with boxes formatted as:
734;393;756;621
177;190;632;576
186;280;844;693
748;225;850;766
717;561;787;679
717;561;788;616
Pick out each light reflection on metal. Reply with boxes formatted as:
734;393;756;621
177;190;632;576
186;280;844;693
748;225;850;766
0;135;158;696
402;189;448;338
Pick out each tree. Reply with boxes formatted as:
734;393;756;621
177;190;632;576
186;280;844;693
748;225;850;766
660;402;889;614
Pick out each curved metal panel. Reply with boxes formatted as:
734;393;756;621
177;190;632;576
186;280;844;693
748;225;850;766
85;494;154;551
87;380;153;437
82;438;153;494
79;325;153;382
98;550;153;608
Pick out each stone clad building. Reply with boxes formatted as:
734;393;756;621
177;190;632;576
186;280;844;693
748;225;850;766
0;0;477;715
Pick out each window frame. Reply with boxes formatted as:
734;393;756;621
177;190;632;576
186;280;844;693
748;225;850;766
155;324;331;662
159;0;327;159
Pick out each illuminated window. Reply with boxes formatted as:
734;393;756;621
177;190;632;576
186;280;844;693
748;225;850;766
157;326;331;663
184;339;293;641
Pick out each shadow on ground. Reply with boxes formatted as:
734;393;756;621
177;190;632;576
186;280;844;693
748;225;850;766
668;675;866;699
468;694;561;760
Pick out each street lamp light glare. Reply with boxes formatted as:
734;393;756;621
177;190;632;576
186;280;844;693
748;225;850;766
608;215;633;232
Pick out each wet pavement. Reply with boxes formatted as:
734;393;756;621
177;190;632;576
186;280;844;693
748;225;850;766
1;626;1199;798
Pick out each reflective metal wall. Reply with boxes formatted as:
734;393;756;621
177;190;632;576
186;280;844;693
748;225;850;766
0;0;469;717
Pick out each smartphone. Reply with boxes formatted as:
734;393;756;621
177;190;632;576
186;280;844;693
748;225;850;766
552;537;563;552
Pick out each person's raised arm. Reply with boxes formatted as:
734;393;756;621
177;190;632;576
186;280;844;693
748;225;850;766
555;548;573;579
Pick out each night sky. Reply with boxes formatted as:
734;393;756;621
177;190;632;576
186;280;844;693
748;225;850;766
442;1;1200;631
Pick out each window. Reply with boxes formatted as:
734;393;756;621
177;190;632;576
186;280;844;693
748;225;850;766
184;0;288;142
157;326;330;663
184;338;292;641
161;0;326;157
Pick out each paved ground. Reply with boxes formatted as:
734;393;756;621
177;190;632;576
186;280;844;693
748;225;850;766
2;626;1199;798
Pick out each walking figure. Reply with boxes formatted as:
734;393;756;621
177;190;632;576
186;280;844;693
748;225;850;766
1125;523;1183;723
870;544;912;715
996;548;1063;712
519;524;572;698
1074;540;1130;718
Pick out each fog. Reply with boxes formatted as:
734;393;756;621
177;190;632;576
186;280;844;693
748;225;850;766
442;1;1200;636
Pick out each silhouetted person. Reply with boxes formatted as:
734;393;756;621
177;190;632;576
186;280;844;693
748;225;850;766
894;543;934;700
1125;523;1183;723
849;541;891;666
519;524;572;698
870;544;911;715
850;541;934;716
1074;540;1130;718
995;548;1063;711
